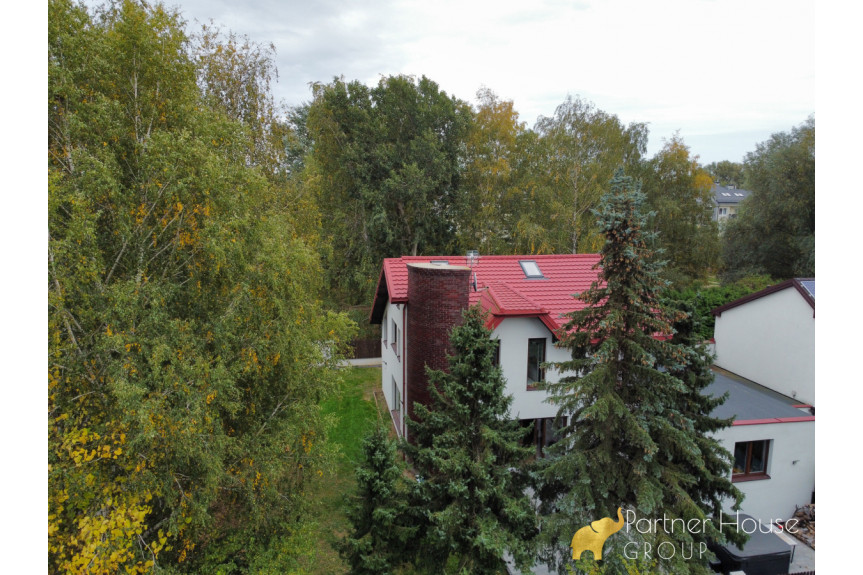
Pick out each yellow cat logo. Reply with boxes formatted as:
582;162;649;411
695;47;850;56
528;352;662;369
571;507;625;561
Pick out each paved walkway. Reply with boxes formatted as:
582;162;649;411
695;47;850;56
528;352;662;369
342;357;382;368
787;536;815;572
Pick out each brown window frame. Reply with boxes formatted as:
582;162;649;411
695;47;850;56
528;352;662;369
732;439;771;482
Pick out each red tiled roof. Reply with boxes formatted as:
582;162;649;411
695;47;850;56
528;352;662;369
369;254;602;333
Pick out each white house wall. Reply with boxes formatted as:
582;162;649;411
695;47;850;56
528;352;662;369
491;317;571;421
713;421;815;524
380;300;406;434
714;288;814;405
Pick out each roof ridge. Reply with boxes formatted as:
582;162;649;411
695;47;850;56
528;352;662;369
712;278;815;317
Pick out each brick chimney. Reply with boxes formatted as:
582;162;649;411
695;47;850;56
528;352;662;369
405;263;471;429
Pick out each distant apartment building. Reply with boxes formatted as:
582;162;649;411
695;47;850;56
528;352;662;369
713;183;752;221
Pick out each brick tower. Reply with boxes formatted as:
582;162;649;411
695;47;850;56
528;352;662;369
405;263;471;429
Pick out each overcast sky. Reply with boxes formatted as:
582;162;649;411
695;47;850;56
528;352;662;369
102;0;816;163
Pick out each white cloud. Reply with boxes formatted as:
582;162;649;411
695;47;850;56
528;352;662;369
121;0;814;162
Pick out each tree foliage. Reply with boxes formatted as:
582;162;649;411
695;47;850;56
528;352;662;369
48;1;354;572
663;274;774;340
722;117;815;280
525;96;648;254
305;74;472;304
340;425;414;575
663;299;744;544
402;306;538;574
455;88;530;255
703;160;744;189
537;171;741;573
641;134;720;284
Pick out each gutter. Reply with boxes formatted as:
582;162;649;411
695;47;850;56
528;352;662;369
732;416;815;426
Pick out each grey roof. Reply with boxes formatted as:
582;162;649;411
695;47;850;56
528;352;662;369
706;367;812;422
712;184;752;205
799;279;815;299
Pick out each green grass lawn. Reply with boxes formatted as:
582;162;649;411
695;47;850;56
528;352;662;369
300;366;388;574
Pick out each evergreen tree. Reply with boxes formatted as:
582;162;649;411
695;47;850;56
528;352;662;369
403;306;537;574
663;299;744;549
341;425;413;575
537;170;741;573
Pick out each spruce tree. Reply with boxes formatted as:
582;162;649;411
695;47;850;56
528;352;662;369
537;170;741;573
403;305;537;574
341;424;413;575
664;299;745;548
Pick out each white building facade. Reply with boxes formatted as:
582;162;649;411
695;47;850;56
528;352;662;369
713;279;815;406
710;279;816;524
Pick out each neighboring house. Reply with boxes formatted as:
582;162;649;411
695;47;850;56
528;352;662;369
709;279;815;524
369;254;601;448
712;279;815;406
706;367;815;524
712;183;752;222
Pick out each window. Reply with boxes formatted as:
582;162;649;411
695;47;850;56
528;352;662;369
430;260;449;265
734;192;744;197
519;260;544;278
718;207;728;216
527;338;546;389
535;416;568;456
492;339;501;366
721;192;732;197
392;377;402;430
382;314;388;344
733;440;770;481
391;319;400;359
392;377;401;413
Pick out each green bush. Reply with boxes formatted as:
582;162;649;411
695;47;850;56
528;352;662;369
664;275;773;340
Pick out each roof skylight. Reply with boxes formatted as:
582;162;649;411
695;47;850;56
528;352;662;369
519;260;544;278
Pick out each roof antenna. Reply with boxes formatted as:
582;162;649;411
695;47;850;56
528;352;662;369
466;250;479;291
